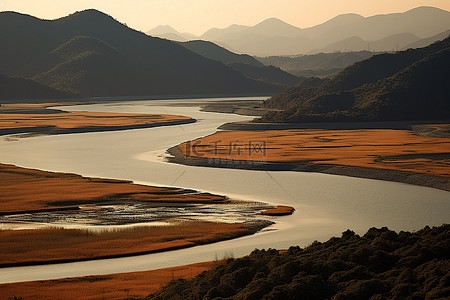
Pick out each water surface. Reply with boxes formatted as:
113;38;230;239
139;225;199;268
0;97;448;283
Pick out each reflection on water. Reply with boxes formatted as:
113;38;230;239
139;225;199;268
0;201;272;229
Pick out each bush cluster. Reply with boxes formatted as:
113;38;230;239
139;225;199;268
147;224;449;299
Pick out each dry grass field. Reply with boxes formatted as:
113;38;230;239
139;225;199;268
0;222;250;266
0;261;217;299
177;129;450;177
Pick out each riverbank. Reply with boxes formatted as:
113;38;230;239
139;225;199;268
168;128;450;191
0;261;217;300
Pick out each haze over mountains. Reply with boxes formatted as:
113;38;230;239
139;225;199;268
1;6;449;103
149;6;450;56
0;9;281;99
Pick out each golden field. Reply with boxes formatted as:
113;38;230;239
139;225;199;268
177;129;450;177
0;222;249;266
0;261;217;300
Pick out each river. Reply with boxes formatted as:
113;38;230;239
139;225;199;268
0;97;448;284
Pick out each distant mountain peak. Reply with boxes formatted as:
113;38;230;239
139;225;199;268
326;13;365;22
257;17;290;25
148;25;179;35
254;17;301;30
406;6;449;13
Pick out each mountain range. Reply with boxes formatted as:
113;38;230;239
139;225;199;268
0;10;282;100
149;7;450;56
261;35;450;122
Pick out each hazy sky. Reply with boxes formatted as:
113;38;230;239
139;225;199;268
1;0;450;35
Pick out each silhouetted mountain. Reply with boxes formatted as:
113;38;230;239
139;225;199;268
198;7;450;56
402;30;450;50
261;36;450;122
147;25;197;42
176;40;299;87
149;225;450;299
179;40;263;67
0;74;74;100
312;33;420;53
0;10;279;97
248;18;302;37
258;51;378;77
201;24;251;42
228;63;301;86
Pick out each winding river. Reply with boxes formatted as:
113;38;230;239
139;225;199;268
0;97;449;284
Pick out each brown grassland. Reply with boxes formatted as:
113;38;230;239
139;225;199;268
0;222;250;266
0;163;225;214
0;111;192;131
178;129;450;177
0;261;217;300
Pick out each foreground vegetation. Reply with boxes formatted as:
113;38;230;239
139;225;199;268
148;224;449;299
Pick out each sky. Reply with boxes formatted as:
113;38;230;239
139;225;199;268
1;0;450;35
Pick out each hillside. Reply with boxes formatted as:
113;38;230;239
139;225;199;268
177;40;300;86
0;74;74;100
179;40;263;67
403;29;450;50
261;36;450;122
0;10;279;98
148;224;450;299
258;51;378;77
228;63;300;86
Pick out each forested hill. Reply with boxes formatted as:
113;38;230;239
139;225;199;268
0;10;279;98
261;35;450;122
